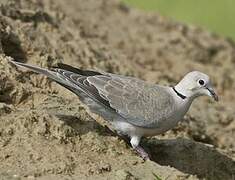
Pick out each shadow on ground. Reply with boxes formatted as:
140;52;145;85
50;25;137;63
145;138;235;180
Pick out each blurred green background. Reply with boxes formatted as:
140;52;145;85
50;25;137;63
123;0;235;40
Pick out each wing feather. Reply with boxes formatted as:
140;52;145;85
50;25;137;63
86;74;176;128
53;66;176;128
10;60;175;128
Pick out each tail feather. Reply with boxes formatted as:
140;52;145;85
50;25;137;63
10;60;57;79
9;60;79;90
57;63;102;76
9;60;119;121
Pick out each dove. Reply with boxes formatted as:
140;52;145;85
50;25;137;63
9;60;218;159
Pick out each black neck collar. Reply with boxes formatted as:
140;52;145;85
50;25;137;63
172;87;186;99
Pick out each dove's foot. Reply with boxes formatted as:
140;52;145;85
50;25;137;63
104;126;150;160
134;146;150;160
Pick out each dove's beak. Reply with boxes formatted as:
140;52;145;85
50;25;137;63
206;86;219;101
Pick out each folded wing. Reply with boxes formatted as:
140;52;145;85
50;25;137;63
11;61;175;128
54;64;176;128
87;74;176;128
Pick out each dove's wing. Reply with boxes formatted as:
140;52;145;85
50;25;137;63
10;61;176;128
87;74;176;128
53;64;176;128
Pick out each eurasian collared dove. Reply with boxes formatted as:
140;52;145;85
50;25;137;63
9;60;218;159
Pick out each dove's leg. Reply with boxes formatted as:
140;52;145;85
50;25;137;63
130;136;150;160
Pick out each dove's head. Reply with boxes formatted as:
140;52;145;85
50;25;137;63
175;71;218;101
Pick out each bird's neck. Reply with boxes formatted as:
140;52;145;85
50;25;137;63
174;84;189;99
174;81;197;101
171;85;194;118
172;86;186;99
173;83;197;108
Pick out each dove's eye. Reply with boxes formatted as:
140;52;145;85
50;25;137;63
198;79;205;86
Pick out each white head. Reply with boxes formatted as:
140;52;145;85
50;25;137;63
174;71;218;101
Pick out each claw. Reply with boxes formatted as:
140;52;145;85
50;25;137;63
134;146;150;160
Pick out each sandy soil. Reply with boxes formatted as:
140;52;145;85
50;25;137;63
0;0;234;179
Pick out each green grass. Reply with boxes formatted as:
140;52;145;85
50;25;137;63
152;172;162;180
123;0;235;40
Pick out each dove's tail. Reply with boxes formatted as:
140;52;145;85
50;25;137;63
9;60;119;121
9;60;109;106
9;60;88;94
9;60;88;99
9;60;61;81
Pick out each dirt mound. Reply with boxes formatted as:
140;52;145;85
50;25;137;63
0;0;234;179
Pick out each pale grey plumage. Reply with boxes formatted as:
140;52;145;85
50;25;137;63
9;60;218;160
24;61;176;129
51;66;177;128
87;75;176;128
